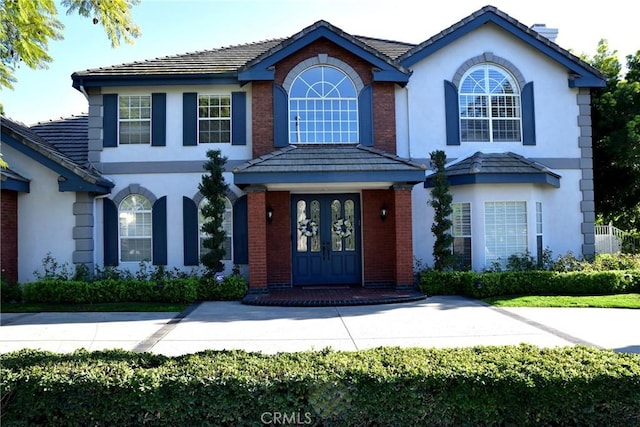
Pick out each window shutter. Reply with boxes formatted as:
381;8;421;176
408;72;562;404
358;85;373;147
233;195;248;264
103;94;118;148
231;92;247;145
444;80;460;146
103;198;119;266
183;197;199;266
183;92;198;146
273;85;288;148
152;93;166;147
152;196;167;265
522;82;536;146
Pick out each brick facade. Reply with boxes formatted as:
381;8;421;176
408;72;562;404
392;185;415;287
265;191;291;286
1;190;19;284
362;189;395;286
247;188;268;289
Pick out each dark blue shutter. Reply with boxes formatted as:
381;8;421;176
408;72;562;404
183;196;199;266
522;82;536;146
358;85;373;146
103;198;119;266
444;80;460;146
273;84;289;147
152;196;167;265
183;92;198;146
152;93;166;147
231;92;247;145
103;94;118;147
233;195;248;264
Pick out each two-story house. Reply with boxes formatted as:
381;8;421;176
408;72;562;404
1;5;605;293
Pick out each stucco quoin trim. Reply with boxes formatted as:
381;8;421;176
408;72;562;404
111;184;158;206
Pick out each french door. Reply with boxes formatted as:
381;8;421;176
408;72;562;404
291;194;361;286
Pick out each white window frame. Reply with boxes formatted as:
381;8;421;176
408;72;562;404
484;201;528;268
118;194;152;263
118;95;151;144
198;94;232;144
459;64;522;143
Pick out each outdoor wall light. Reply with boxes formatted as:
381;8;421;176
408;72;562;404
266;206;274;223
380;205;388;221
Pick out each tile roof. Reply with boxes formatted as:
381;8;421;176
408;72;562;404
233;144;426;187
234;144;426;174
1;115;109;188
425;151;561;188
72;34;413;80
30;115;88;164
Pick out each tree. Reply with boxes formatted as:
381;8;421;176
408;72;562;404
1;0;140;89
198;149;230;275
587;40;640;231
429;150;454;270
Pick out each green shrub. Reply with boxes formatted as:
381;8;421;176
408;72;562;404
1;278;22;303
421;270;638;298
198;275;248;300
2;346;639;426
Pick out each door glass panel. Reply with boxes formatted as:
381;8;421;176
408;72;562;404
331;200;342;252
310;200;321;252
296;200;307;252
345;199;355;251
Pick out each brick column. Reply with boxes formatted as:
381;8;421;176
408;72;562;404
393;184;415;289
246;186;268;291
1;190;19;284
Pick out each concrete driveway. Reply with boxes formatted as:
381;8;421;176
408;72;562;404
1;296;638;355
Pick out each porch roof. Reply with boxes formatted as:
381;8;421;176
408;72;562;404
233;144;427;187
424;151;561;188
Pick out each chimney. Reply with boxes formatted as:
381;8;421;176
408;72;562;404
531;23;558;43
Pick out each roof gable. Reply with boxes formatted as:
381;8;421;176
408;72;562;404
238;20;410;84
400;5;605;88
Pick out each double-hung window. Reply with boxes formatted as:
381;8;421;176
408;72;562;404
119;95;151;144
452;203;472;269
119;194;152;262
198;95;231;143
459;65;521;143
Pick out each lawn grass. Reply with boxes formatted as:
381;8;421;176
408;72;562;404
0;302;190;313
484;293;640;309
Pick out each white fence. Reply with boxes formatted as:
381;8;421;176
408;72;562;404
595;223;638;254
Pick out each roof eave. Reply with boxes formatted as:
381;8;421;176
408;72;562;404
72;72;239;90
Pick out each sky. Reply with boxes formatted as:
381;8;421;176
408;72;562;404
2;0;639;125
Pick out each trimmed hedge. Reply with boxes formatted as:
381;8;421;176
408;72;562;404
420;270;640;299
15;276;247;305
1;345;639;426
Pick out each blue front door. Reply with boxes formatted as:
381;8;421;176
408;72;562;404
292;194;361;286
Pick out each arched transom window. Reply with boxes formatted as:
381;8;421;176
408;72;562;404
289;65;358;144
459;65;521;142
119;194;152;262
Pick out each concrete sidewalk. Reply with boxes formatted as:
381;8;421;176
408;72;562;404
1;296;638;355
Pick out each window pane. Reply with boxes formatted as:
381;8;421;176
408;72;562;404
198;95;232;143
119;194;152;262
331;199;342;252
119;95;151;145
289;65;358;143
459;65;521;143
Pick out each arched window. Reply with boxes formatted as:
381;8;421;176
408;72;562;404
289;65;358;144
119;194;152;262
198;197;233;261
459;65;521;142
